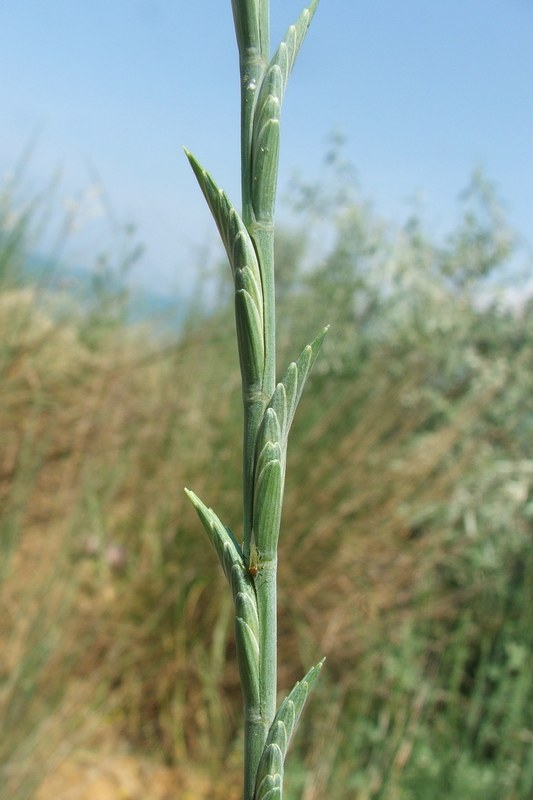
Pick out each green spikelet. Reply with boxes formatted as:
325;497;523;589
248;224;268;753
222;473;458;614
254;660;325;800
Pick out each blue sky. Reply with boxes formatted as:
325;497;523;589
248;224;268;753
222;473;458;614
1;0;531;294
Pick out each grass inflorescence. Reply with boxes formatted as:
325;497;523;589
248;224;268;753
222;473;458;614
1;10;532;798
184;3;326;796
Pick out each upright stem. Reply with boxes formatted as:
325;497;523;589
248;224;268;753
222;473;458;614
233;1;269;224
232;3;278;797
187;4;323;798
233;2;273;566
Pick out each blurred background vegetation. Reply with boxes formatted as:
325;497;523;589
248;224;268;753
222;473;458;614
1;149;532;799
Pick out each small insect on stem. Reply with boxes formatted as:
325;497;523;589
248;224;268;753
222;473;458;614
248;543;260;578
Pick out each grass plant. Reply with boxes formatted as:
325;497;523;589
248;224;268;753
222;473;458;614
1;37;532;799
184;2;326;797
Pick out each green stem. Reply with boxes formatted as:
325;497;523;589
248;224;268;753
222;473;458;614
228;3;322;797
243;688;268;800
233;1;269;225
233;5;278;796
242;557;277;800
256;556;277;723
241;221;277;571
187;3;324;798
233;2;270;566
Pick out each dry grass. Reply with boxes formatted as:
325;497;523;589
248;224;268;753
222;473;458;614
0;278;527;798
